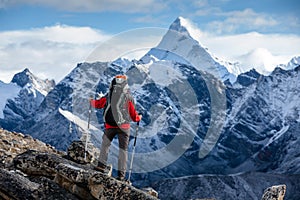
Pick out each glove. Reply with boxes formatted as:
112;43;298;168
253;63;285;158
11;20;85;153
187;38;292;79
96;92;104;99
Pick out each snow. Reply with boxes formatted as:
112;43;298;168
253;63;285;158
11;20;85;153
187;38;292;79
227;83;257;123
176;17;204;44
265;125;290;147
148;61;183;86
0;81;21;118
281;55;300;70
58;108;99;132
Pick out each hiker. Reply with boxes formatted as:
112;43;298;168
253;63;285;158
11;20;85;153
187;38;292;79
90;75;142;181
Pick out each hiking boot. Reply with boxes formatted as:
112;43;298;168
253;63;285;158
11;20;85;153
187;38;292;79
116;176;125;181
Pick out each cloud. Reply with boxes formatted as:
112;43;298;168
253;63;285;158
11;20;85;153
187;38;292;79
200;31;300;59
181;18;300;73
131;15;163;24
238;48;290;74
0;25;110;83
2;0;166;13
0;21;299;84
0;25;164;83
206;8;279;34
198;31;300;74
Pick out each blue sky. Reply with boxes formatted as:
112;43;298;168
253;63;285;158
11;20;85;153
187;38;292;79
0;0;299;82
1;0;299;34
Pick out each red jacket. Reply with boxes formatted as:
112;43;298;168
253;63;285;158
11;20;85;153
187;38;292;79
90;97;141;129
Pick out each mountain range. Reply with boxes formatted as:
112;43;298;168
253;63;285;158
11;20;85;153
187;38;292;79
1;16;299;199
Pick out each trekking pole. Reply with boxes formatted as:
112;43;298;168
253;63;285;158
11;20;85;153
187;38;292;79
85;96;93;161
128;121;139;182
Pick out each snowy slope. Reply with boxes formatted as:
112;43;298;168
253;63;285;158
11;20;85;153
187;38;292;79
280;56;300;70
0;81;21;118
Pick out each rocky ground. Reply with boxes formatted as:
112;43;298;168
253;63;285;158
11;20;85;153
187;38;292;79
0;128;158;200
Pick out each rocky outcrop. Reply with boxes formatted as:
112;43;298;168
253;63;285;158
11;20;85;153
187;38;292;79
261;184;286;200
0;168;79;200
67;140;100;164
13;150;157;200
0;129;158;200
0;128;62;169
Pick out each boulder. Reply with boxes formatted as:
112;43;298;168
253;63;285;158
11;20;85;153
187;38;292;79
261;184;286;200
0;168;79;200
67;140;99;164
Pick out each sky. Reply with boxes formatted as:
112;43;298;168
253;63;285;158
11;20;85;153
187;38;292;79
0;0;299;83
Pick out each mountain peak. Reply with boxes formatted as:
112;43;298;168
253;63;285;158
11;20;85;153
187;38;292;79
11;68;55;94
11;68;35;87
169;17;190;36
236;68;261;87
140;16;235;82
168;16;202;42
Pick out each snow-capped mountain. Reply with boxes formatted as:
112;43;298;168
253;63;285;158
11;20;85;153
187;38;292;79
0;68;55;130
140;17;236;83
2;17;299;198
278;55;300;70
198;65;300;174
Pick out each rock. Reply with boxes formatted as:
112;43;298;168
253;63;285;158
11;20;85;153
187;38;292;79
67;140;99;164
0;128;62;169
14;150;90;177
1;129;159;199
0;168;79;200
13;150;158;200
261;184;286;200
142;187;159;198
89;173;157;200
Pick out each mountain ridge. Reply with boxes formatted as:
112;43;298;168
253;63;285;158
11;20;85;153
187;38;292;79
0;17;300;200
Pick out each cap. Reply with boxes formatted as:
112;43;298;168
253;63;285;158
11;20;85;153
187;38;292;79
115;75;127;84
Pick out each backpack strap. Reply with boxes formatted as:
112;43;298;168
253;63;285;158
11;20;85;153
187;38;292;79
103;93;110;123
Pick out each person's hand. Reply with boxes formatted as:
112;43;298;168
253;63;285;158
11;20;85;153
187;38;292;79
96;92;104;99
138;114;142;121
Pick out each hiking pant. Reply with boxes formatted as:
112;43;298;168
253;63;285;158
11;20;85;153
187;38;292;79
98;128;130;178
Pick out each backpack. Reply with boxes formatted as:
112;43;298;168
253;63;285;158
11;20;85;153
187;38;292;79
103;77;133;126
